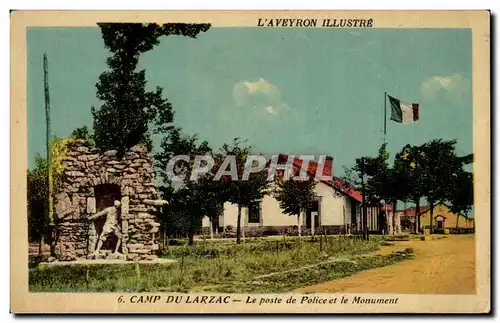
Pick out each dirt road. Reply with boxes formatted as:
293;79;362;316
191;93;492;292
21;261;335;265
297;234;476;294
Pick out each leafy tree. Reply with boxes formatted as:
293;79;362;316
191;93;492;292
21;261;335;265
394;144;425;234
221;139;270;244
419;139;473;234
166;182;205;245
155;127;213;242
363;144;410;235
91;23;210;156
343;144;392;239
197;173;226;239
446;171;473;228
155;127;211;187
27;156;50;254
342;159;369;239
28;137;77;255
272;172;317;237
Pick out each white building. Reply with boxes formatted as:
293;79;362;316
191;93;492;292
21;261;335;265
202;154;385;236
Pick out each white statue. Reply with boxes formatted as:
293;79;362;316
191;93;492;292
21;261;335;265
88;200;122;258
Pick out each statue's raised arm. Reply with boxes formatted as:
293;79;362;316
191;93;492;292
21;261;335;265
144;199;168;207
88;208;109;221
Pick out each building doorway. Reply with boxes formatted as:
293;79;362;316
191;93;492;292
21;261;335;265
435;215;445;231
305;200;320;230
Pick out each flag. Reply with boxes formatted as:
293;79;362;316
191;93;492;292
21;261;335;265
388;95;419;123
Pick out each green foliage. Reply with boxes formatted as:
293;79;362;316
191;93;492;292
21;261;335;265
272;177;316;217
345;139;473;234
221;138;270;208
91;23;211;156
342;144;391;204
419;139;462;205
27;155;50;242
219;138;270;243
447;171;473;216
27;137;77;241
155;127;211;186
70;125;94;143
393;144;425;204
155;127;225;243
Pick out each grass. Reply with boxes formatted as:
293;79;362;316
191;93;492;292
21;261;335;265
29;235;413;293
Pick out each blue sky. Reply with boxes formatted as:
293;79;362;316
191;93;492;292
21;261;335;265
27;27;472;178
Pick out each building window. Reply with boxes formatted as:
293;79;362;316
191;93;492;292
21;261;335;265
248;203;261;224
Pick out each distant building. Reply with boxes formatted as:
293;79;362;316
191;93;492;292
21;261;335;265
202;154;392;236
398;203;474;233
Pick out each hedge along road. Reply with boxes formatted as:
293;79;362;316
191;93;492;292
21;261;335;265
296;234;476;294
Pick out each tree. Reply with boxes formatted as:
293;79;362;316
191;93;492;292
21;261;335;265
343;159;370;239
272;173;316;237
447;171;473;228
91;23;210;156
28;137;77;255
197;173;226;239
27;156;49;255
221;139;270;244
419;139;473;234
394;144;425;234
155;127;213;243
167;181;208;245
343;144;393;239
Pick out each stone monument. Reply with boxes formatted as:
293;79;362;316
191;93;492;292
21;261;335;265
54;139;166;261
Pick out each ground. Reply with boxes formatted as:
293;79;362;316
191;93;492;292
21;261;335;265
297;234;476;294
29;234;475;294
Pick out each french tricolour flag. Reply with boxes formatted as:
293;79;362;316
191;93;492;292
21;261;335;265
388;95;419;123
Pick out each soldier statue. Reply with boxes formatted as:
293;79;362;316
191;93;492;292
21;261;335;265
88;200;122;258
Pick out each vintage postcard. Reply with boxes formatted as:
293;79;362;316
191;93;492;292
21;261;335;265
10;10;490;314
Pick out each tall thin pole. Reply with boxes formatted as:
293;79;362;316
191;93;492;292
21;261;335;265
44;53;54;227
383;91;387;144
361;157;368;240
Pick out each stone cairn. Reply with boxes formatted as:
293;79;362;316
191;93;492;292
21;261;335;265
54;139;163;261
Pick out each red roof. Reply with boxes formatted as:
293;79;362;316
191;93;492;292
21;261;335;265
380;204;394;211
276;154;363;203
401;206;430;217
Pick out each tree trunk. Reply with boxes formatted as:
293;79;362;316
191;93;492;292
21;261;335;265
236;205;242;244
386;206;394;235
38;233;44;256
456;213;460;229
393;201;400;236
210;218;214;240
188;218;195;245
48;225;57;257
415;200;420;234
311;208;316;236
297;210;303;237
362;204;368;240
429;202;434;234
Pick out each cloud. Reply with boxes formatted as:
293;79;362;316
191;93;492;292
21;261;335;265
265;106;279;116
420;74;470;102
232;78;289;117
233;78;280;105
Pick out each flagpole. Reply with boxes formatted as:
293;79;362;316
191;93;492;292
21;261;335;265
383;91;387;144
